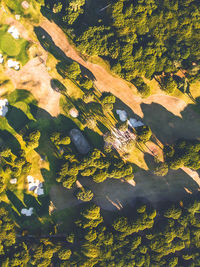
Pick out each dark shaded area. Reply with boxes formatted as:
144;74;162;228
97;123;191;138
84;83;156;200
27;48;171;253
84;127;104;149
6;105;31;132
34;26;96;81
50;79;67;94
0;130;21;154
141;102;200;144
6;190;26;212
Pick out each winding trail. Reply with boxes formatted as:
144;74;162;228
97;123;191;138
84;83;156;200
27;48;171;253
40;19;187;118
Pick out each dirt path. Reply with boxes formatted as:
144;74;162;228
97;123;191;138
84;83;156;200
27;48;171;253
40;19;188;118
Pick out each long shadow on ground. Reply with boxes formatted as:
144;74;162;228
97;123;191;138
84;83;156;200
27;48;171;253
34;26;96;81
141;102;200;144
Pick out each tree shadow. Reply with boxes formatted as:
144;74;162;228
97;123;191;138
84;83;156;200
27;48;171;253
6;190;26;213
34;26;96;81
50;79;67;94
83;127;104;149
141;102;200;144
0;129;21;154
6;105;31;133
133;167;200;207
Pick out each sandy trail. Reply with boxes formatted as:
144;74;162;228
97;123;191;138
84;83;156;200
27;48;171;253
41;19;187;118
182;167;200;188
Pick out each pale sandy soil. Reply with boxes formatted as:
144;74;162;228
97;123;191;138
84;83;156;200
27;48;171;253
181;167;200;187
5;55;60;116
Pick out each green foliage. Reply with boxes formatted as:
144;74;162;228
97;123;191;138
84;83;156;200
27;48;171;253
23;130;41;149
154;162;169;176
58;248;71;260
0;205;16;253
131;77;151;98
164;205;182;220
81;204;101;220
164;139;200;170
50;132;71;146
136;126;152;142
160;75;177;94
75;187;94;202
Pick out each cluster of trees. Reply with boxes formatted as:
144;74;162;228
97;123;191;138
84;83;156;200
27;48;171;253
55;146;134;188
0;146;32;192
45;0;200;93
164;139;200;170
154;139;200;176
2;193;200;266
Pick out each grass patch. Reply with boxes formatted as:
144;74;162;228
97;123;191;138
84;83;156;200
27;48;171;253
0;24;30;65
0;33;21;56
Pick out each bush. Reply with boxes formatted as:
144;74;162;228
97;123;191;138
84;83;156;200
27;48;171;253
75;187;94;202
161;75;177;94
154;162;169;176
58;248;71;260
81;204;101;220
136;126;152;142
131;77;150;98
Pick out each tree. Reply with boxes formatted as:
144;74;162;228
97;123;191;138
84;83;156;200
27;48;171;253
62;175;77;189
164;205;182;220
160;75;177;94
131;77;151;98
81;204;101;220
92;170;108;183
136;126;152;142
23;130;41;149
58;248;71;260
154;162;169;176
75;187;94;202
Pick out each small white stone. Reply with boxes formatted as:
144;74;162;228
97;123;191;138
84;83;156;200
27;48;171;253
116;109;127;122
0;99;8;117
7;59;20;70
15;15;21;20
69;108;79;118
8;26;20;39
10;178;17;184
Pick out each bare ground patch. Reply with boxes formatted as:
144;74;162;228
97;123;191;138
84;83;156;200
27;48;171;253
5;55;60;116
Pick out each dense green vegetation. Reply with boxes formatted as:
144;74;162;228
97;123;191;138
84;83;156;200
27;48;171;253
1;195;200;266
1;1;200;266
44;0;200;96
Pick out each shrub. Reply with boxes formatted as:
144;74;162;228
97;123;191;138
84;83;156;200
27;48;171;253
58;248;71;260
75;187;94;202
154;162;169;176
136;126;152;142
81;204;101;220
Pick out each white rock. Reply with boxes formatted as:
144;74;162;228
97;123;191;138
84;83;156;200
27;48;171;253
0;54;4;64
116;109;127;122
7;59;20;70
21;207;34;216
0;99;8;117
27;175;44;195
15;15;21;20
128;118;144;128
35;187;44;196
10;178;17;184
21;1;30;9
69;108;79;118
8;26;20;39
27;175;34;183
